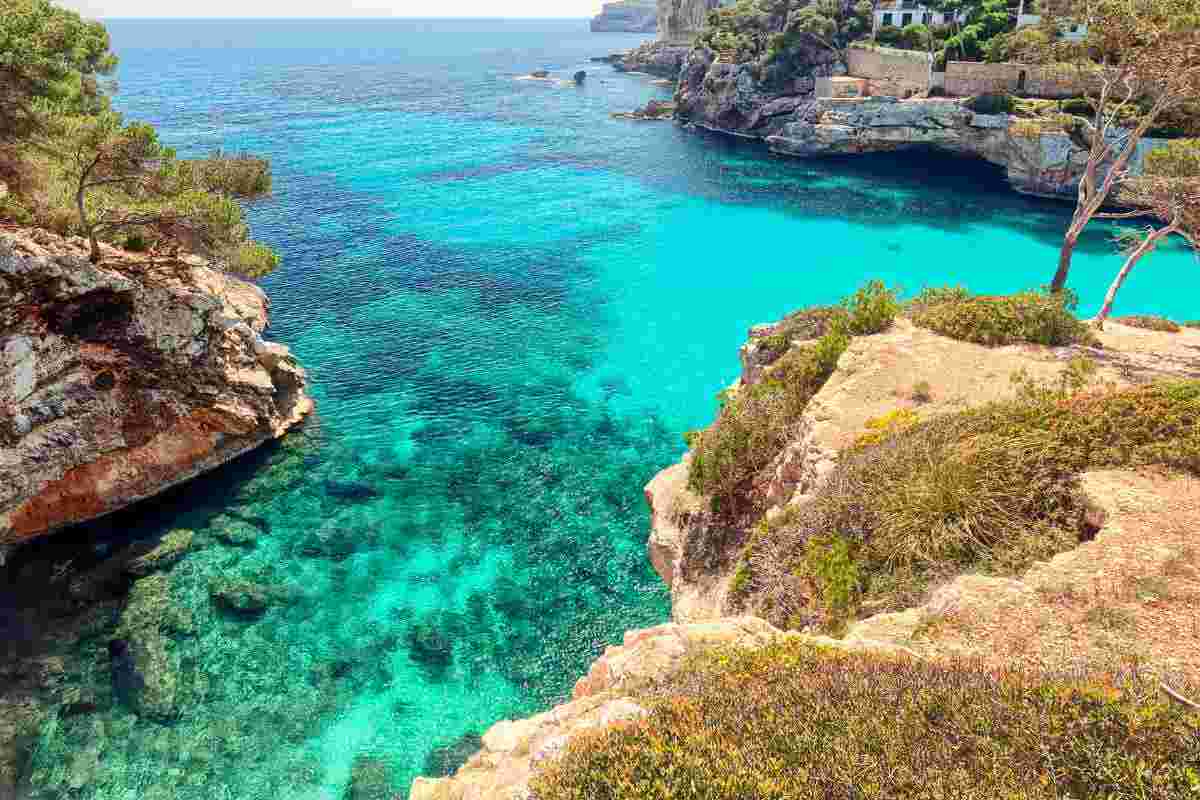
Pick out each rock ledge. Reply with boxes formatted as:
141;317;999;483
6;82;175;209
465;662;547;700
0;228;313;546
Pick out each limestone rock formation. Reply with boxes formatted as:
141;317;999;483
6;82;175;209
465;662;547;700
408;616;915;799
590;0;658;33
646;317;1200;623
674;53;1165;198
657;0;719;43
765;97;1165;199
614;39;694;79
0;228;313;548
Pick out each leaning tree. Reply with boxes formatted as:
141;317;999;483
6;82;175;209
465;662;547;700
1093;139;1200;327
66;111;279;276
1048;0;1200;293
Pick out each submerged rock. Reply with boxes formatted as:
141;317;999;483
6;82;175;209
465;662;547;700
0;228;313;548
107;639;144;711
209;579;294;616
125;529;194;577
345;755;396;800
114;574;194;720
211;515;260;547
324;479;380;502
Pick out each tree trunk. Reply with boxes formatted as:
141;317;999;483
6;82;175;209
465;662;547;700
88;230;101;263
1094;224;1178;328
1051;213;1089;292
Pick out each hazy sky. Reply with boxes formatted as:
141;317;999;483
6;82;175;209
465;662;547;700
58;0;604;18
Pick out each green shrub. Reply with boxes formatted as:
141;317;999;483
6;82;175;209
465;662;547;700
688;327;848;514
1060;96;1094;118
874;23;902;46
842;279;899;335
757;305;845;361
967;92;1016;115
1114;314;1182;333
1186;320;1200;329
740;378;1200;629
896;22;931;50
533;641;1200;800
803;533;860;629
910;288;1094;346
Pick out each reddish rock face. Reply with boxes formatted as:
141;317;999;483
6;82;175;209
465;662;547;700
0;229;312;547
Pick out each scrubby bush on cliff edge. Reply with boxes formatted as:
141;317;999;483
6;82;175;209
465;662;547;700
908;286;1095;347
533;641;1200;800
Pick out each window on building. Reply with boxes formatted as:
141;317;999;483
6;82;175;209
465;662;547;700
902;12;913;25
922;12;932;24
882;12;893;25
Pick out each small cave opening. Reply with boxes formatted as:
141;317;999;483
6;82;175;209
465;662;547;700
46;290;134;342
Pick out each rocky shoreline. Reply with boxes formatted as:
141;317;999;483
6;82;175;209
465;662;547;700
671;46;1164;199
0;228;313;551
411;308;1200;799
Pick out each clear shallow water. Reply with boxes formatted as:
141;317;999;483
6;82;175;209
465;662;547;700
14;17;1197;800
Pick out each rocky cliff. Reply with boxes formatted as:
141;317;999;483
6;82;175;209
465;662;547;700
647;315;1200;623
591;0;658;33
612;0;718;78
674;47;1165;198
0;228;312;549
406;311;1200;799
657;0;718;43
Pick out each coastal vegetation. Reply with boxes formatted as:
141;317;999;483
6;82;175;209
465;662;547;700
686;280;1200;634
687;281;898;514
0;0;279;276
1093;138;1200;327
907;286;1093;345
742;370;1200;630
533;641;1200;800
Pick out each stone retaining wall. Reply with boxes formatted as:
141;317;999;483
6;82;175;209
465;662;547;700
946;61;1102;99
847;45;932;96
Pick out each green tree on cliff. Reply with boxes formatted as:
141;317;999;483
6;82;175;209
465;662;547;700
1047;0;1200;293
66;110;279;275
0;1;280;278
0;0;117;193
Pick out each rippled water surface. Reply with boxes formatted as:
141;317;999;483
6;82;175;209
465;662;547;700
12;17;1197;800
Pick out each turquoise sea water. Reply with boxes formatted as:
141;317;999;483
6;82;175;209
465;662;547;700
8;17;1197;800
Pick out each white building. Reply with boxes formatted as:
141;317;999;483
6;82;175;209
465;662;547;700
873;1;959;31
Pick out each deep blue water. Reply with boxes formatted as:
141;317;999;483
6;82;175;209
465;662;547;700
17;17;1197;800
